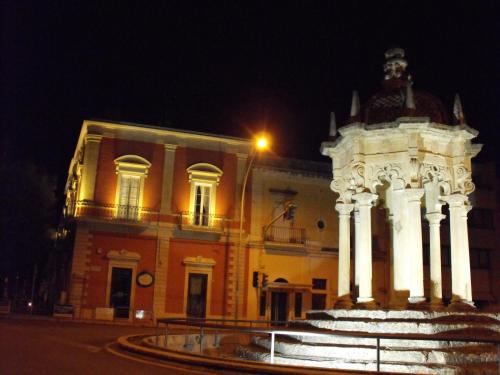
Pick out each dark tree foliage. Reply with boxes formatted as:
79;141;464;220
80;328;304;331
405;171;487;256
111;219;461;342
0;162;56;282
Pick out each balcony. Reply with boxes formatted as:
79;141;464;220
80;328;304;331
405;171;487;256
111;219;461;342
263;225;306;253
70;201;159;224
177;211;226;237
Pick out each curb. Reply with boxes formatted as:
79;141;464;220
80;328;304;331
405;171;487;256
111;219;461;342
0;313;155;329
117;334;399;375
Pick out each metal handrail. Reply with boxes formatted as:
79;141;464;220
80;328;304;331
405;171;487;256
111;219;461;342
263;225;306;244
156;317;500;370
178;211;226;231
72;200;159;222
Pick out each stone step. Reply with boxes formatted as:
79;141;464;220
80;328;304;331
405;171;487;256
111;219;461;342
235;344;468;374
251;336;498;366
306;318;500;335
307;309;500;322
288;331;488;349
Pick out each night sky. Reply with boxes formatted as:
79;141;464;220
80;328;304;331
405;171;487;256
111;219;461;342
3;2;499;197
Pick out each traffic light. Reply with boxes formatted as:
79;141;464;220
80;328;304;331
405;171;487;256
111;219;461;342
252;271;259;288
284;204;297;220
262;273;268;287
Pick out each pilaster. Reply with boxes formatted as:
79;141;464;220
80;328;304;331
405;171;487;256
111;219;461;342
152;228;172;320
159;144;178;215
79;134;102;202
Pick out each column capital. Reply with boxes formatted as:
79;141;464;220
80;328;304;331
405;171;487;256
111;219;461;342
425;212;446;225
441;193;467;207
164;143;178;152
85;133;103;143
335;203;354;215
404;188;424;202
352;192;378;206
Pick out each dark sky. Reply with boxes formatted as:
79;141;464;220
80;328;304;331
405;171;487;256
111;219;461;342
3;1;499;190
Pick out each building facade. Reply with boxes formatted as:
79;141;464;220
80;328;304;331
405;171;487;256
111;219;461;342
60;120;341;322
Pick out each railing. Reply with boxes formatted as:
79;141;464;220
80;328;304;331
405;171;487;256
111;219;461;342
72;201;159;222
178;211;226;232
156;317;500;370
263;226;306;245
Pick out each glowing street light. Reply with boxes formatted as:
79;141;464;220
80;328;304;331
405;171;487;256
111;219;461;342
235;133;270;320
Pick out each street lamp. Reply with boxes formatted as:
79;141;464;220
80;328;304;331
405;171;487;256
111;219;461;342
235;134;270;321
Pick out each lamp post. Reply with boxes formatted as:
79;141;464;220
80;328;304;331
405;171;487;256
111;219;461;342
234;134;269;321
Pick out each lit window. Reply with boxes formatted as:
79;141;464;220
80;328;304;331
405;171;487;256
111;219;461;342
114;155;151;220
117;175;140;219
194;183;212;226
187;163;223;227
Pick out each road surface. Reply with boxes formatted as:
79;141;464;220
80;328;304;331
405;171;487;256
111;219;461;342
0;315;243;375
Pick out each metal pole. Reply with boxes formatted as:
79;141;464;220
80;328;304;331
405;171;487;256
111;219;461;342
199;326;203;353
270;332;275;364
155;322;159;346
235;152;256;321
164;323;169;347
376;337;380;372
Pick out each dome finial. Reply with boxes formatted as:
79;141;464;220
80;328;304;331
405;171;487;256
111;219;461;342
384;47;408;80
350;90;360;117
405;76;416;110
453;93;466;124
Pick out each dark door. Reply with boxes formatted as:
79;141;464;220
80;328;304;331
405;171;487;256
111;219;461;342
271;292;288;325
110;267;132;318
187;273;207;318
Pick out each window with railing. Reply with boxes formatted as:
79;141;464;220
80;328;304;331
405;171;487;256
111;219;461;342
263;226;306;244
187;163;223;228
114;155;151;221
193;183;212;226
117;175;140;220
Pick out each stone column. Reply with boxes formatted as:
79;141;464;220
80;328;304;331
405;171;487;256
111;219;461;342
442;194;474;308
405;188;426;304
386;188;409;308
353;208;360;297
352;192;378;305
335;203;354;308
425;212;445;307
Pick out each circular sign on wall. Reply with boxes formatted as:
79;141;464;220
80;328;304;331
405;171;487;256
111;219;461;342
136;271;154;287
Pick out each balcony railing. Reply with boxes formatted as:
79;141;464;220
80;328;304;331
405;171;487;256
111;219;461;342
178;211;226;232
71;201;159;223
263;225;306;245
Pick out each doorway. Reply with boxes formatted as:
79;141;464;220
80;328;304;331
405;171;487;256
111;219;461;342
271;291;288;325
186;273;207;318
110;267;132;318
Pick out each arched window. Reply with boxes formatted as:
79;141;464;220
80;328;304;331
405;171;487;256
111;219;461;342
114;155;151;220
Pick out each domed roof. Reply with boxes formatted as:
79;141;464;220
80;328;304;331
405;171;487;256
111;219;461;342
352;48;451;125
362;87;450;125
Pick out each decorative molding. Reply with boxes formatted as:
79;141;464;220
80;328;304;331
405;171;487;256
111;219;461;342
114;155;151;176
182;256;216;268
106;249;141;262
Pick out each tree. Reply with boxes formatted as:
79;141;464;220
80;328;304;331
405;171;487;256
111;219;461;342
0;162;56;303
